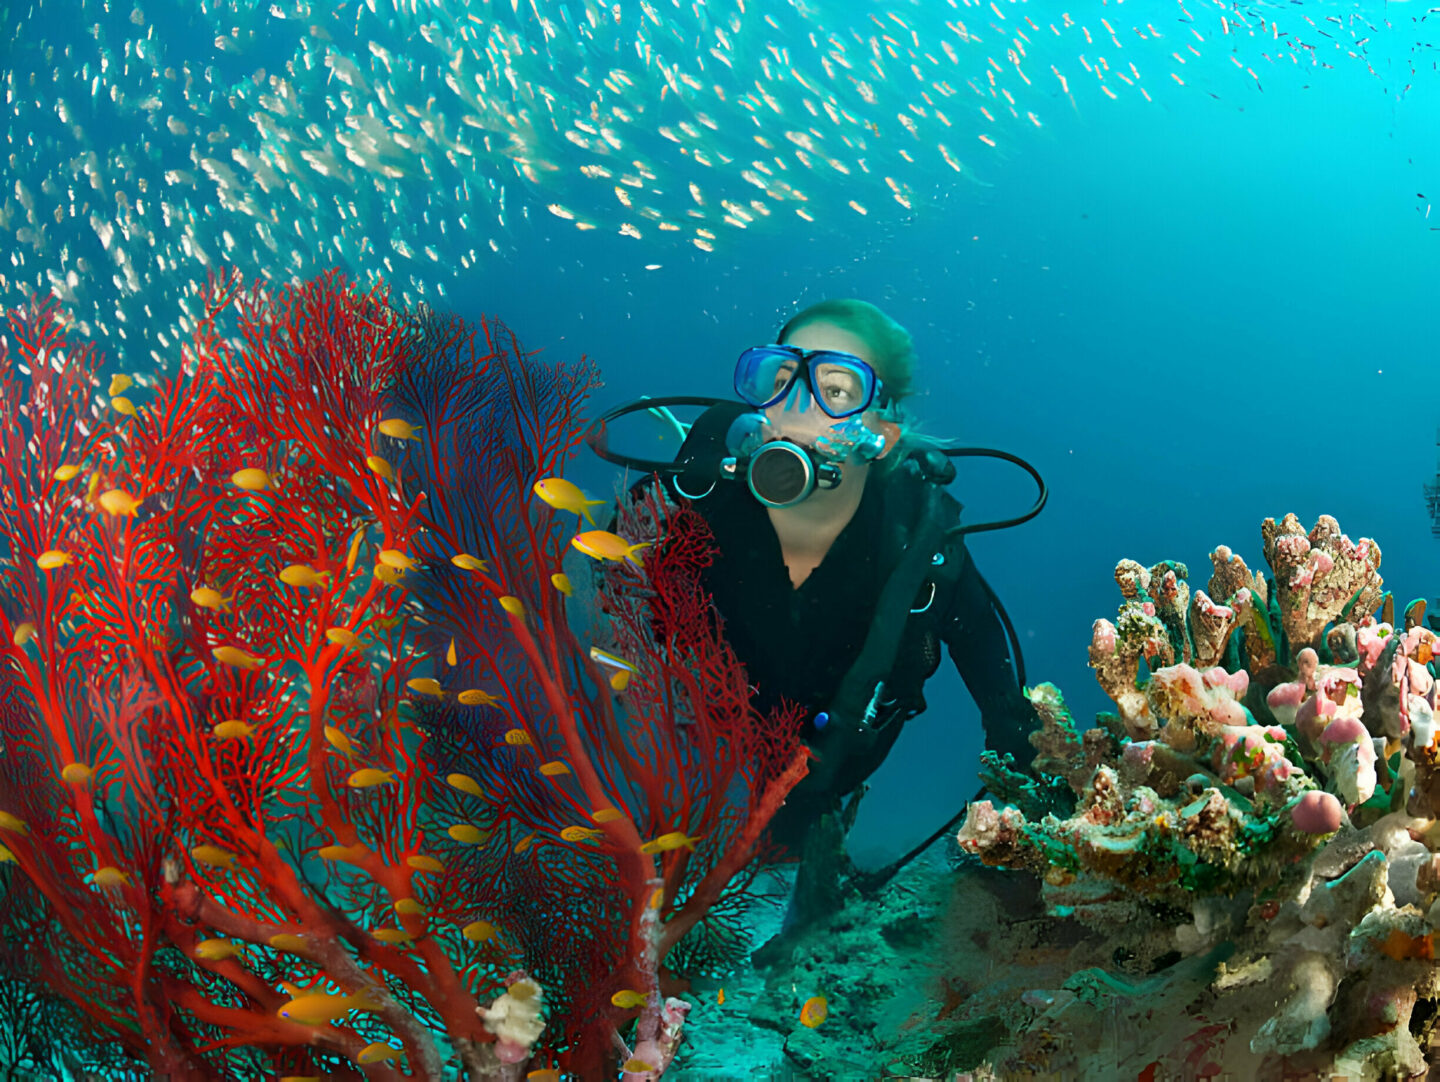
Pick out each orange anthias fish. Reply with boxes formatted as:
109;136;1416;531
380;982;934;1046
638;831;702;855
570;530;650;567
534;477;607;524
96;488;141;517
800;994;828;1028
277;988;381;1025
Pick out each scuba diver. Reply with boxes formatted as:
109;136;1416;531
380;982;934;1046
588;299;1045;885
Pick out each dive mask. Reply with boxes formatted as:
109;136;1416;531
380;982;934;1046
734;344;889;419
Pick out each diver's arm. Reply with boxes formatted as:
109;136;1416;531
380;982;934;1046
938;546;1038;766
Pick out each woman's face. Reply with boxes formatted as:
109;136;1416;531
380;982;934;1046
763;321;896;459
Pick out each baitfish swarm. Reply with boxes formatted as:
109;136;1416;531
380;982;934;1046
3;0;1387;365
954;514;1440;1079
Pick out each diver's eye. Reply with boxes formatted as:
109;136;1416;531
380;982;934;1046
771;363;798;394
815;367;864;409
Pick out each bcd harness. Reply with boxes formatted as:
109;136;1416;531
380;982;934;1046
668;401;972;779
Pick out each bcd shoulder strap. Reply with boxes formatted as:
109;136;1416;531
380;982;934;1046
823;457;954;735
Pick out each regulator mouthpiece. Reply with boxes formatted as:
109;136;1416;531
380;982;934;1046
719;411;886;508
745;439;838;508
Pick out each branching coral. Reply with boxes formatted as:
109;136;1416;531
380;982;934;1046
952;514;1440;1079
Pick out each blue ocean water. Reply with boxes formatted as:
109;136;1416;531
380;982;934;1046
474;7;1440;866
7;0;1440;1076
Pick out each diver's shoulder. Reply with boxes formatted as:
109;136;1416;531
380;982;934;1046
882;452;962;519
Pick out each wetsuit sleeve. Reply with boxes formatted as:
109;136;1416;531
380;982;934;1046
937;544;1039;766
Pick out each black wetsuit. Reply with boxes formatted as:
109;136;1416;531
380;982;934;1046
652;406;1038;847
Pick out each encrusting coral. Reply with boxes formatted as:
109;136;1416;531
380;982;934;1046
950;513;1440;1080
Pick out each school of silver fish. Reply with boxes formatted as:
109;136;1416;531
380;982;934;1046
0;0;1398;364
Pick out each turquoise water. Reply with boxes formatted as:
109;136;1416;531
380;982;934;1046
5;0;1440;1077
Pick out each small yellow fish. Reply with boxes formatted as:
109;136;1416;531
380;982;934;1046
451;553;489;572
365;455;395;482
591;807;624;823
279;1077;322;1082
97;489;140;517
514;832;536;853
448;824;488;845
111;396;137;417
324;725;357;756
457;689;501;707
378;418;421;440
800;994;828;1028
551;573;573;597
37;550;73;570
372;927;413;945
610;671;631;691
499;595;525;616
718;987;726;1005
378;549;416;570
193;938;243;961
345;523;367;571
278;564;328;589
278;990;380;1024
268;933;311;954
406;854;444;873
91;866;130;889
446;638;457;666
374;564;404;586
560;826;604;842
61;763;94;786
534;478;607;524
347;768;396;788
0;845;14;864
447;773;484;798
527;1071;562;1082
539;762;571;777
610;989;647;1009
230;468;270;491
407;677;443;697
503;729;532;746
191;844;239;870
639;831;703;855
211;720;255;740
108;374;133;396
190;586;232;610
0;811;29;834
571;530;650;566
12;622;36;647
324;627;359;649
462;919;498;943
393;898;426;916
355;1042;402;1065
212;645;263;670
52;464;82;481
621;1059;656;1074
317;844;368;865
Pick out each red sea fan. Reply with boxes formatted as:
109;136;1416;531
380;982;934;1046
389;305;808;1073
0;275;808;1080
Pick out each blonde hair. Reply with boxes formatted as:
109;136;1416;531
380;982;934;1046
777;299;947;467
777;299;917;400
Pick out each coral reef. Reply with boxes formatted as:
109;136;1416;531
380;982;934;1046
947;513;1440;1079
